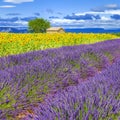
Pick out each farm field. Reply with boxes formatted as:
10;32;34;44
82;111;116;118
0;33;119;57
0;33;120;119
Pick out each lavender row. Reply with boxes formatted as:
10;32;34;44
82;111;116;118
23;58;120;120
0;48;110;106
0;39;120;119
0;39;120;71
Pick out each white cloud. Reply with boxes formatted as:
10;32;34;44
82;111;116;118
51;5;120;29
104;10;120;15
50;17;120;29
75;9;120;16
51;18;85;25
105;4;118;9
4;0;34;4
14;20;28;26
0;19;28;27
100;16;111;21
0;5;16;8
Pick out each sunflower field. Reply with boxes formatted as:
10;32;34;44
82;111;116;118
0;33;119;57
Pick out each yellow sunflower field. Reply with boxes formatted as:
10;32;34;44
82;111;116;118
0;32;119;57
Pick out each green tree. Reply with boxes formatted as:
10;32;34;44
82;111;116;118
28;18;50;33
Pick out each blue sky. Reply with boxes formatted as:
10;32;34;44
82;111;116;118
0;0;120;29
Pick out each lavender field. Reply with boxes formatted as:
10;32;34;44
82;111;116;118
0;39;120;119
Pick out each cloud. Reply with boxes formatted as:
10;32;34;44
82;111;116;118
105;4;119;9
57;12;63;15
0;17;19;22
51;18;85;25
6;13;21;16
100;16;111;21
111;14;120;20
46;9;54;14
0;16;30;27
91;8;105;12
0;5;16;8
21;16;37;21
4;0;34;4
49;16;59;19
51;18;120;29
34;13;40;16
0;16;36;25
91;4;120;12
64;13;101;20
0;15;119;29
14;20;28;26
0;16;37;23
51;5;120;29
104;10;120;15
50;7;120;29
74;9;120;17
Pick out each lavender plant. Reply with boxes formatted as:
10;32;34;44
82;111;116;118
0;39;120;119
23;59;120;120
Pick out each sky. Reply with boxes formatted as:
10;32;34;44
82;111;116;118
0;0;120;29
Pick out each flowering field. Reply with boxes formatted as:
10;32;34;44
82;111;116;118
0;33;120;119
0;33;119;57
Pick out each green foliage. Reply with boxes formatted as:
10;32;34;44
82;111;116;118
103;51;113;62
112;32;120;37
28;18;50;33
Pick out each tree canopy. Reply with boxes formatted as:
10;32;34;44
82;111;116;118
28;18;51;33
